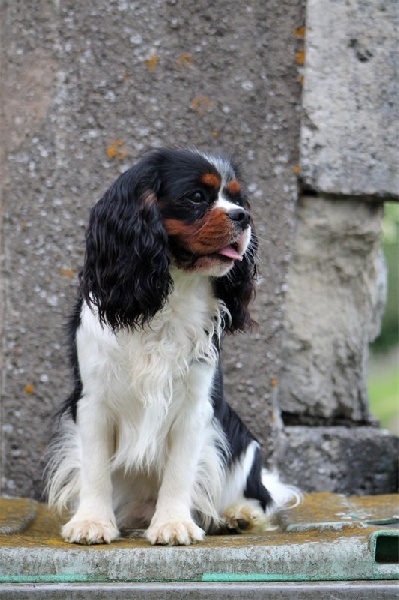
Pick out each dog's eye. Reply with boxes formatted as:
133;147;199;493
188;191;205;203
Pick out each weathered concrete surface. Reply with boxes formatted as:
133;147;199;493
2;582;399;600
0;498;38;535
277;427;399;494
301;0;399;198
0;494;398;584
278;196;386;423
0;1;304;498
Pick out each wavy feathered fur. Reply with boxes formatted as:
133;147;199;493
81;161;172;330
47;148;299;546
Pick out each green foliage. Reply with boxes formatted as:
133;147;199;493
368;356;399;433
382;203;399;244
372;203;398;352
368;204;398;434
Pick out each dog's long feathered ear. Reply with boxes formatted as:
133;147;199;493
214;227;258;333
81;162;172;330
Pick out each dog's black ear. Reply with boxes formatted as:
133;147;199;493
81;161;172;330
214;228;258;333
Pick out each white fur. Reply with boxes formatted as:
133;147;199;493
217;443;301;532
214;197;242;212
218;440;258;511
262;470;302;513
47;266;300;545
48;271;231;544
198;152;233;187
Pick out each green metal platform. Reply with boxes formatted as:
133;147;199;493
0;493;398;598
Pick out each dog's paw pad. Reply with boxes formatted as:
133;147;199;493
62;517;119;545
145;520;205;545
222;503;269;533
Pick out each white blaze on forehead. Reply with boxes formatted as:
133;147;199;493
197;152;236;189
214;197;242;212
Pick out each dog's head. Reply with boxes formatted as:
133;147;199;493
81;148;257;332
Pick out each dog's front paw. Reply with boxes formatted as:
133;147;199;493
62;516;119;545
145;519;205;545
223;502;271;533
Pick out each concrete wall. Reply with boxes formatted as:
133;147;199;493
0;0;304;498
0;0;397;500
277;0;398;492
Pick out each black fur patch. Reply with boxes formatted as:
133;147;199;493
60;297;83;422
211;358;272;510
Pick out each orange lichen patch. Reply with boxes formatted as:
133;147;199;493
271;377;279;388
211;130;220;139
227;179;242;195
293;165;301;175
117;147;129;160
192;95;213;115
294;26;306;38
106;140;129;161
295;49;305;66
106;140;123;159
145;54;159;72
201;172;221;189
297;74;304;85
59;268;75;279
176;53;193;67
25;383;35;395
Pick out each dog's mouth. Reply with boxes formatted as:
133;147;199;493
216;242;243;262
168;229;250;273
213;230;250;262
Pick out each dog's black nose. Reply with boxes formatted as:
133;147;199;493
228;208;250;229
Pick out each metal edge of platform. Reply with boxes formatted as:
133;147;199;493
0;581;398;600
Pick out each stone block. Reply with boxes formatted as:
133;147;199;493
0;1;304;497
279;196;386;424
301;0;398;198
277;426;398;495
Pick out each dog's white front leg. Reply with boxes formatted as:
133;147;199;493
146;364;214;545
62;397;119;544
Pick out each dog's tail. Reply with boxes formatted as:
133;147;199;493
262;469;302;514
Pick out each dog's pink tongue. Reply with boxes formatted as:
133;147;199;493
218;246;243;261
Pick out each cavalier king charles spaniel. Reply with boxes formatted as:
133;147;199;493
47;148;299;545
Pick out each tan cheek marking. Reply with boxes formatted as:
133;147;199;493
164;209;233;254
227;179;242;195
164;219;195;239
201;173;221;189
191;209;232;253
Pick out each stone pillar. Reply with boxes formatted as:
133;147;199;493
0;0;304;498
277;0;398;494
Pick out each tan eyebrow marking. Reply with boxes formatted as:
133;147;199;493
200;173;221;189
226;179;242;195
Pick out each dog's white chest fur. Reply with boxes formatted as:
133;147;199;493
77;272;221;473
47;148;301;547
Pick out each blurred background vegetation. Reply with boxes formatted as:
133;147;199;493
368;203;399;434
